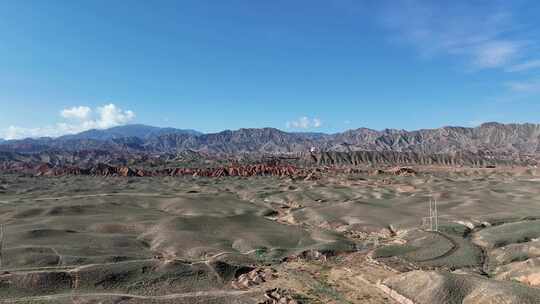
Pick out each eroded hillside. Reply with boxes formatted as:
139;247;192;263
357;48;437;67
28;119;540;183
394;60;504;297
2;168;540;303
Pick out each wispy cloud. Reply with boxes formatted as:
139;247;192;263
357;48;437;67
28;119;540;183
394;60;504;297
1;103;135;140
378;1;525;70
473;41;520;69
505;79;540;93
467;120;485;127
286;116;322;129
507;59;540;72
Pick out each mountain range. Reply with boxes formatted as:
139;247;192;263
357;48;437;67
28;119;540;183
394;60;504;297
58;124;201;140
1;122;540;156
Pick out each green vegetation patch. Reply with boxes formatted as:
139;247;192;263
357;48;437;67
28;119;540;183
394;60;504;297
374;244;417;258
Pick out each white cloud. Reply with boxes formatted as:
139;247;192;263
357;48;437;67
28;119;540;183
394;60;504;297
286;116;322;129
61;106;92;120
505;79;540;93
473;41;519;68
312;118;322;128
378;1;525;70
95;104;135;129
1;103;136;140
507;60;540;72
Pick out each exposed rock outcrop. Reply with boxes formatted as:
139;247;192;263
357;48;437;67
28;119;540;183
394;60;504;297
260;288;298;304
231;268;277;290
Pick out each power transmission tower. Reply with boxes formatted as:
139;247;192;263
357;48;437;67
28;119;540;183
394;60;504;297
434;197;439;232
0;224;4;268
429;198;433;231
423;196;439;232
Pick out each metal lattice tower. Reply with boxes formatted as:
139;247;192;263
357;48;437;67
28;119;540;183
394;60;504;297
422;196;439;232
430;197;439;231
0;224;4;268
434;198;439;231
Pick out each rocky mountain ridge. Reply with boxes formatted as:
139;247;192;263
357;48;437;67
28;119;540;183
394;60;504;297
1;122;539;156
58;124;201;140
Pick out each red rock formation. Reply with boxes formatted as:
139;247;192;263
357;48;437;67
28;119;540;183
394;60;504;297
35;164;52;176
389;167;417;176
4;162;315;179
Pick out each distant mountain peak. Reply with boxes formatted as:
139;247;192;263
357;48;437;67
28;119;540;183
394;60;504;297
59;124;202;141
479;122;503;128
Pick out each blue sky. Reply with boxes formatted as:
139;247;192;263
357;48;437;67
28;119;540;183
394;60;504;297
1;0;540;139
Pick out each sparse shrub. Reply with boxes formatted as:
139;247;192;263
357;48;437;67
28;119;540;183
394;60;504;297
374;244;416;258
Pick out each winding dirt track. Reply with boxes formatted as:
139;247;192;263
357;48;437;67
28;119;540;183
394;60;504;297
0;289;260;303
0;193;169;205
31;192;167;201
412;231;460;263
2;249;262;274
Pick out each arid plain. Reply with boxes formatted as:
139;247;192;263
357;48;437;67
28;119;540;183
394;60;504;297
2;167;540;303
3;0;540;301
